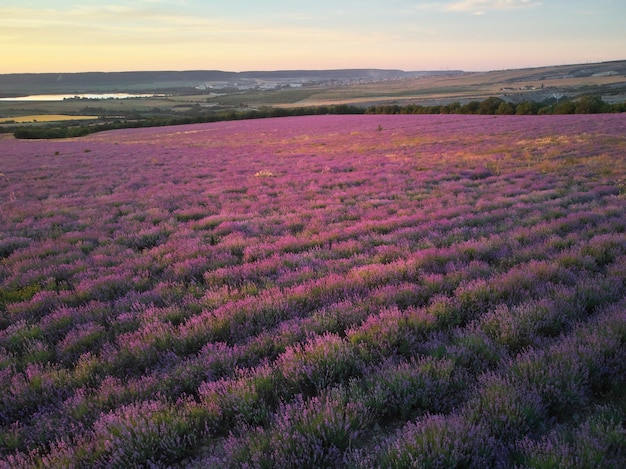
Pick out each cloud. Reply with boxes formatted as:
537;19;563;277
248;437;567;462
448;0;541;12
0;4;383;53
419;0;541;14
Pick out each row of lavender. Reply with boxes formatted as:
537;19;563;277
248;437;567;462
1;114;625;467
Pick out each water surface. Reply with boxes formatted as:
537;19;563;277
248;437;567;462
0;93;166;101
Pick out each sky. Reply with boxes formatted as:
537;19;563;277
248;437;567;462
1;0;624;73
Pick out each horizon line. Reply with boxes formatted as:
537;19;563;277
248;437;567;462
2;59;625;76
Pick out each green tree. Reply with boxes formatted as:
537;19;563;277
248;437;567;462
575;95;603;114
461;101;480;114
553;100;576;114
478;97;505;115
496;102;516;115
515;101;539;115
442;102;462;114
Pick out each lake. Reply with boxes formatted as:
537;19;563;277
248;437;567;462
0;93;167;101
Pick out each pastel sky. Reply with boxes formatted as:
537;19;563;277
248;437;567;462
1;0;624;73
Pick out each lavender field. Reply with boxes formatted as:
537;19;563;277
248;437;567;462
1;114;625;467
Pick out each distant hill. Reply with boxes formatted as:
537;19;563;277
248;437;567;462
0;69;462;97
494;60;626;84
0;60;623;104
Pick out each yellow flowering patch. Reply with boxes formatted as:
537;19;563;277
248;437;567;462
0;114;98;123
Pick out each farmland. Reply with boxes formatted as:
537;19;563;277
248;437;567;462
1;114;626;467
0;115;99;125
1;61;625;134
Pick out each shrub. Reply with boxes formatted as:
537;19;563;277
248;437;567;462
516;406;626;469
276;333;360;397
306;300;371;336
426;294;462;328
378;413;495;468
452;278;494;325
509;346;590;419
0;237;31;259
267;388;371;468
479;300;566;352
573;276;623;315
463;373;546;445
56;322;106;364
362;356;461;420
198;368;272;429
89;399;200;467
450;324;506;375
346;306;418;359
74;273;136;303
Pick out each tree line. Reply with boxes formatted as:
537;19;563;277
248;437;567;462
10;95;625;139
365;95;626;116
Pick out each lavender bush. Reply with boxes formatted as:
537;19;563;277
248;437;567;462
1;113;625;467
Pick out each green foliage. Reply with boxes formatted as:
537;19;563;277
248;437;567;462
379;414;495;468
0;284;41;311
478;97;506;115
516;406;626;469
12;104;365;139
516;100;540;115
13;95;624;140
